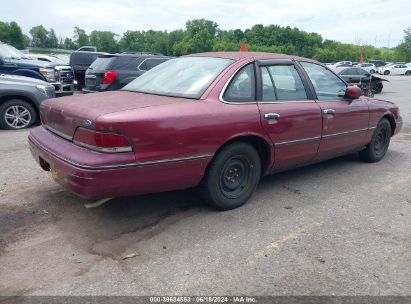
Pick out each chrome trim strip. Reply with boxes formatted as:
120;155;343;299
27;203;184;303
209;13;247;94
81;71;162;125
73;140;133;153
369;126;377;130
137;57;167;71
275;136;321;147
322;128;368;139
29;136;213;170
258;100;314;104
45;125;73;141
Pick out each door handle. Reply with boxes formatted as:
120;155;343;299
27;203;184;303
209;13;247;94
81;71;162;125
323;109;335;115
264;112;280;120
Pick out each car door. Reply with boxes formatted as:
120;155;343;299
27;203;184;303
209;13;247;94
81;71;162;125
299;61;370;159
256;60;322;170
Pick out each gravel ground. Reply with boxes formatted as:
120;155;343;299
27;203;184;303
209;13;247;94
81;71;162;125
0;75;410;296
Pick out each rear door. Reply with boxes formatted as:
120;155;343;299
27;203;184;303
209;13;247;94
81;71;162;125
256;60;322;170
299;61;370;159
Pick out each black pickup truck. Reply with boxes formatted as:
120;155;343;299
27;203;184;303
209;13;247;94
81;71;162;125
0;42;75;96
69;46;108;89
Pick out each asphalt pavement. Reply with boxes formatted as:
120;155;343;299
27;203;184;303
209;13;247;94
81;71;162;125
0;75;410;296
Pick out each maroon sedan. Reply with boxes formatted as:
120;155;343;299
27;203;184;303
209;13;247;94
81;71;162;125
29;52;402;210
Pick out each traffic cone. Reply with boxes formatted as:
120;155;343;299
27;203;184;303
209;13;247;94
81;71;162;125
240;40;248;52
360;53;364;64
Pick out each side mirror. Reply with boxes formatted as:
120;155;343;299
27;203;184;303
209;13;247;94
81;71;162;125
345;85;362;99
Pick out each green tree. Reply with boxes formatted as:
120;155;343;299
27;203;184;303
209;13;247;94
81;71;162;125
47;28;58;48
0;21;27;48
89;30;119;53
63;37;76;50
73;27;89;48
29;25;49;48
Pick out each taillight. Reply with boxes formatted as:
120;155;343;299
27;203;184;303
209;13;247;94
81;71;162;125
73;127;132;153
102;71;118;84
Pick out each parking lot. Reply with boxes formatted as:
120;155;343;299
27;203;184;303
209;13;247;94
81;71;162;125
0;75;410;296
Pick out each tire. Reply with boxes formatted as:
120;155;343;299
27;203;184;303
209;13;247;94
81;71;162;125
199;142;261;211
370;69;375;74
405;71;411;76
360;118;391;163
384;70;390;75
0;99;37;130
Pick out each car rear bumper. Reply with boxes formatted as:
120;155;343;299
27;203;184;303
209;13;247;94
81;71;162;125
28;126;212;200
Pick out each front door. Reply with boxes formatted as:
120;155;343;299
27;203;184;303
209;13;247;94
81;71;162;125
299;62;370;159
256;61;322;170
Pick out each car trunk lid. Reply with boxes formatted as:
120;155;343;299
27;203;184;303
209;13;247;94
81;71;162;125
41;91;185;139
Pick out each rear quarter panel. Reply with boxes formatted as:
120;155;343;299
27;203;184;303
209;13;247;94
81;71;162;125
95;99;270;163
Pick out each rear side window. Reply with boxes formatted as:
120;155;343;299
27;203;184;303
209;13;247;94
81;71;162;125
341;68;359;75
111;56;139;70
300;61;347;100
223;64;255;102
146;58;168;69
89;57;114;71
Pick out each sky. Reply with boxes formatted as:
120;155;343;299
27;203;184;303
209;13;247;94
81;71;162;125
1;0;410;47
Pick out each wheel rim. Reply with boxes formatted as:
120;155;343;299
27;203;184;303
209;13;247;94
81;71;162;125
374;127;388;156
4;105;31;129
220;156;251;199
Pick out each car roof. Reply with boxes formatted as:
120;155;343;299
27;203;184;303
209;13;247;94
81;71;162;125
185;51;319;64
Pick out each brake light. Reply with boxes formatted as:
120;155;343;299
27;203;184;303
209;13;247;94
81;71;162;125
73;127;132;153
102;71;118;84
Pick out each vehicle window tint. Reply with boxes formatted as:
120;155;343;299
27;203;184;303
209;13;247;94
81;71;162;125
146;58;168;70
261;67;276;101
223;64;255;102
300;61;347;100
267;65;307;100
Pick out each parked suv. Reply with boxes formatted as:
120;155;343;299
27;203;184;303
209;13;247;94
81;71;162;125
82;53;171;93
0;42;74;96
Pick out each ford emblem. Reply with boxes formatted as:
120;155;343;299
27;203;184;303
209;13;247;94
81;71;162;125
82;119;92;127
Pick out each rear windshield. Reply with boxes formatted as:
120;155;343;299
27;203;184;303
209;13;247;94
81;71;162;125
88;57;114;71
122;57;234;99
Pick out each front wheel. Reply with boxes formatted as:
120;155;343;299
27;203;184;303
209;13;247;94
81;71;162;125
360;118;391;163
199;142;261;210
0;99;37;130
384;70;390;75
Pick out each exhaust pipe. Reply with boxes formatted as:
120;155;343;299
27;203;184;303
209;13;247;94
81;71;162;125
84;198;112;209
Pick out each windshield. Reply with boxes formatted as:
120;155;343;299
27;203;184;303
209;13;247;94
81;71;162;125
122;57;234;99
0;44;26;59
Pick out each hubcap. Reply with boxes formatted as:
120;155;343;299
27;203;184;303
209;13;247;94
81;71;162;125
220;157;251;198
4;105;31;129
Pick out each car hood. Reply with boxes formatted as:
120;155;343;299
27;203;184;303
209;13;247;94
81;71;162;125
41;91;190;138
5;58;63;68
0;74;49;85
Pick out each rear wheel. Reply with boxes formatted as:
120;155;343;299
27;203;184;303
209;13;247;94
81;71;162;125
199;142;261;211
0;99;37;130
405;71;411;76
360;118;391;163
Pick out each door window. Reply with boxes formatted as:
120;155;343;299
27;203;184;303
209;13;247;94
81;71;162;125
300;61;347;100
260;65;307;101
